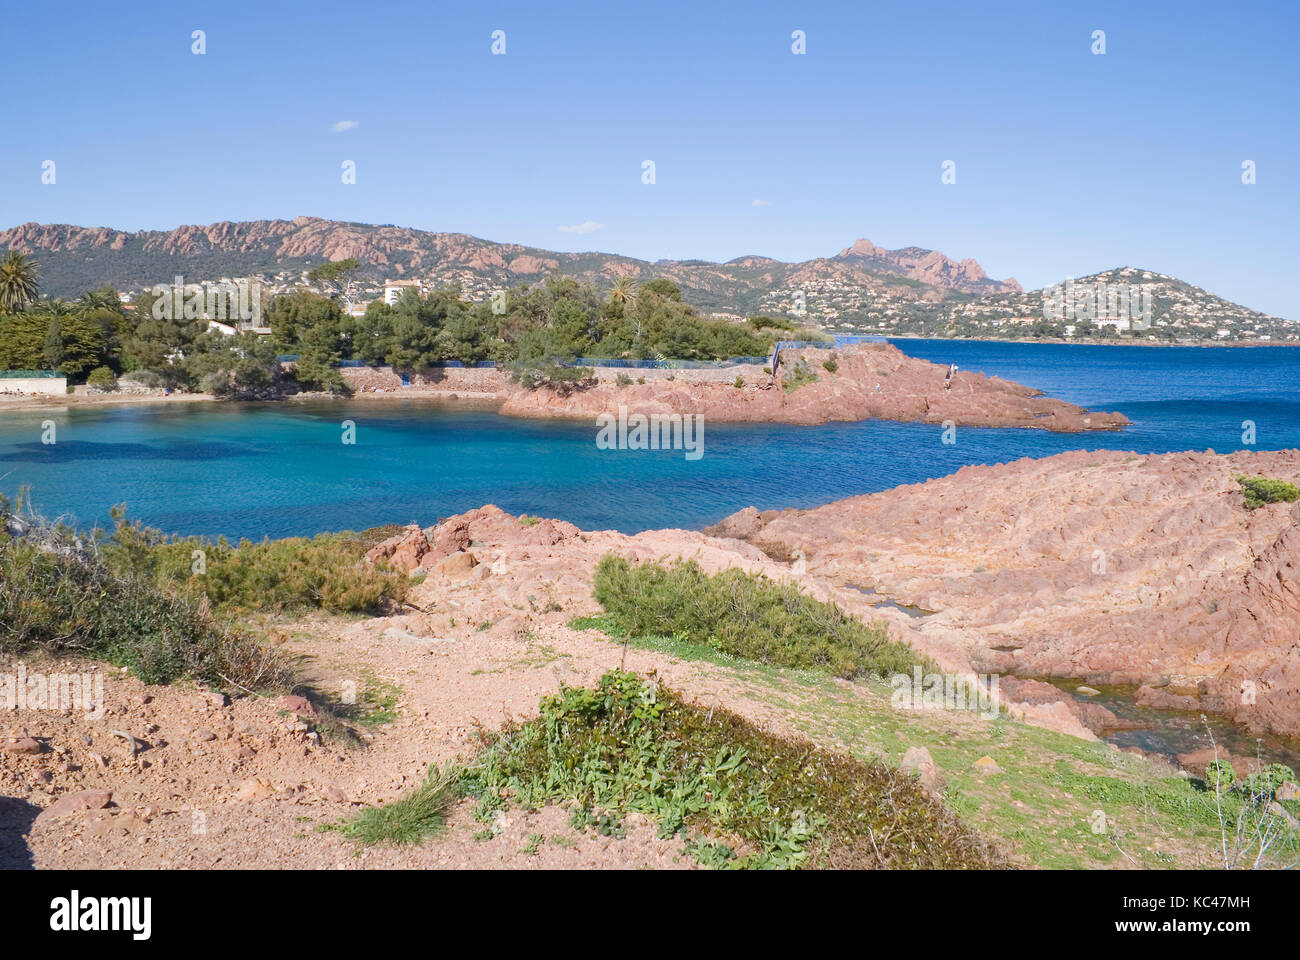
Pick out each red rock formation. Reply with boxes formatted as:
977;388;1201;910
709;448;1300;738
835;238;1022;295
499;343;1128;431
364;506;582;574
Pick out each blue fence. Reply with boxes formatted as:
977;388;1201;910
771;334;886;369
774;335;886;351
832;334;888;347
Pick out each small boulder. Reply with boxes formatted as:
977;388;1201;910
236;777;274;801
434;550;478;579
36;789;112;824
899;746;942;793
1267;801;1298;828
431;519;473;558
973;755;1001;775
278;695;319;719
1;737;42;755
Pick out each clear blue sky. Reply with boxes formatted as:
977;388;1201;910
2;0;1296;317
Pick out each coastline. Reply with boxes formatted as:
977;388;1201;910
358;447;1300;760
886;334;1299;348
5;336;1293;418
0;391;215;412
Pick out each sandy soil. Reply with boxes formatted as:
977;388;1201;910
1;598;811;869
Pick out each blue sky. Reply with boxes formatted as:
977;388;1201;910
2;0;1296;316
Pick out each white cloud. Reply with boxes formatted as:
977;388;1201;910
330;120;359;133
752;199;771;207
557;220;605;234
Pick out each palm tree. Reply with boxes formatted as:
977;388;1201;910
0;250;41;314
77;287;120;312
32;298;75;321
607;276;639;314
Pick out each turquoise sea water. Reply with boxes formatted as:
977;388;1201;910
0;340;1297;540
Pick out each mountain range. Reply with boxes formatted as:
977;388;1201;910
0;217;1288;338
0;217;1019;305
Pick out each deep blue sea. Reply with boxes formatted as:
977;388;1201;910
1;340;1297;539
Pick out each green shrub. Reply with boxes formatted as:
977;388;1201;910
1205;759;1236;791
1236;475;1300;509
1239;763;1295;798
822;358;838;374
733;375;745;388
781;361;820;393
101;508;408;616
459;670;1000;869
86;366;118;390
615;372;632;388
0;499;290;690
591;555;926;678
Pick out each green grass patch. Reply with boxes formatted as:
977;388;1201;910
331;764;461;846
590;554;927;679
347;670;402;726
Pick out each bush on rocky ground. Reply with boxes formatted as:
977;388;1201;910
0;494;291;689
592;554;926;678
456;670;1003;868
1236;474;1300;510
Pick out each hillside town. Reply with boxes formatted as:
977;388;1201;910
758;267;1297;343
106;261;1295;346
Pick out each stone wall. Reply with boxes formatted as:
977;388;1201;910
340;365;506;393
0;376;67;396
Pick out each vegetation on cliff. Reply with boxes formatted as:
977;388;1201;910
101;507;410;615
1236;474;1300;510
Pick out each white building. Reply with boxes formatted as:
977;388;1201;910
384;279;424;304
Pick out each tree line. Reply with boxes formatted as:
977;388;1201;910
0;250;789;399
